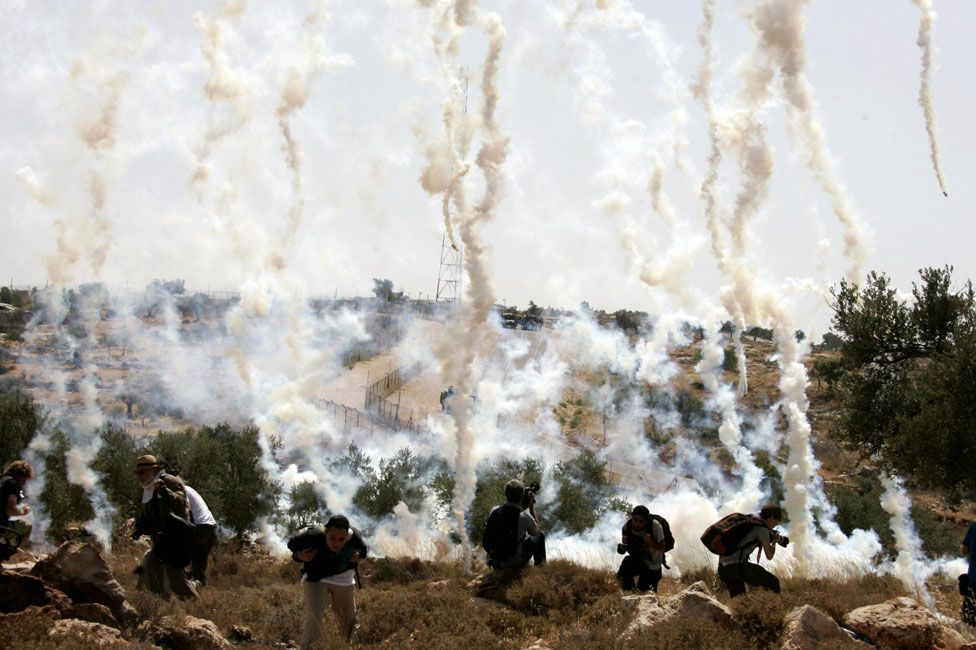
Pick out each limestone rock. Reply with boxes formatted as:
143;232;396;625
30;540;131;622
523;639;553;650
780;605;852;650
62;602;120;629
666;586;736;629
683;580;711;595
143;614;233;650
621;593;671;634
49;618;130;648
467;570;520;604
0;569;72;613
625;582;734;635
844;597;941;650
937;625;976;650
229;625;254;642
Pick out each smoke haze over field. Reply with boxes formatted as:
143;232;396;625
1;0;973;584
3;1;974;330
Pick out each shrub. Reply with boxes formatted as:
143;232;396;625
781;574;905;622
626;614;750;649
148;424;281;537
0;387;41;468
506;560;618;622
675;388;706;429
363;556;446;585
92;424;142;523
722;347;738;372
548;449;615;534
355;447;441;519
729;589;790;649
826;475;958;559
38;430;95;536
282;480;326;533
754;451;785;505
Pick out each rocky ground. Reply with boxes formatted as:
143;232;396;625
4;538;976;649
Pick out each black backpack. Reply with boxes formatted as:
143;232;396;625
651;514;675;552
700;513;766;555
483;503;521;562
623;514;675;552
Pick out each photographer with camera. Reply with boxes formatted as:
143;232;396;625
616;505;666;592
715;504;786;598
482;479;546;570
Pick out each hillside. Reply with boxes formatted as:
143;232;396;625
2;536;974;649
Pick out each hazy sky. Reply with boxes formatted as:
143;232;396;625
1;0;973;335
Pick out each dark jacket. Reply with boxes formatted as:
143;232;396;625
289;526;368;582
1;475;24;528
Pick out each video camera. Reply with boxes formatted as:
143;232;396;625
521;481;541;509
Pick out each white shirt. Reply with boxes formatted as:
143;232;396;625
184;485;217;526
643;519;666;570
719;525;770;566
321;568;356;587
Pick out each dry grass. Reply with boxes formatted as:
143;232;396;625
505;559;619;621
6;545;976;649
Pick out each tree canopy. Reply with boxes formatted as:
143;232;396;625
830;266;976;503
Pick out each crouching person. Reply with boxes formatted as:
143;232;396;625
483;479;546;570
617;505;665;592
289;515;367;648
132;455;198;600
1;460;35;559
716;504;784;598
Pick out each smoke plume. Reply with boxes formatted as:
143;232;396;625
911;0;948;196
751;0;868;282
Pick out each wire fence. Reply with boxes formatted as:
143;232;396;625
319;399;382;437
364;362;429;434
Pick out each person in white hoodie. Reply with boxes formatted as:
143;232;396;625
183;484;217;586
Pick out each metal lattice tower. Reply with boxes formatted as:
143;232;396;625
435;67;468;305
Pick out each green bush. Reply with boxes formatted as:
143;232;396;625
38;430;95;536
548;449;614;534
722;347;738;372
92;423;142;522
826;475;958;559
754;451;785;506
356;447;441;519
281;480;325;533
148;424;281;537
0;387;41;468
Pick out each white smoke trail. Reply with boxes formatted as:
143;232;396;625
880;473;935;607
189;3;249;199
695;314;764;514
438;9;509;574
751;0;868;282
275;2;353;249
691;0;755;395
588;0;691;171
911;0;948;197
17;50;133;547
